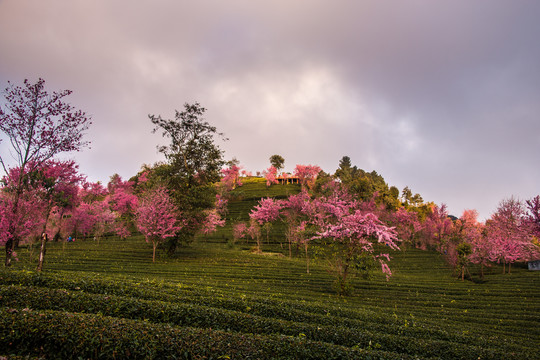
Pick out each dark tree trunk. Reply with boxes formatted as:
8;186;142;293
480;263;485;280
288;236;292;258
4;236;14;267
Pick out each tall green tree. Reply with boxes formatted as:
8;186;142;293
335;156;354;184
269;155;285;172
148;103;226;253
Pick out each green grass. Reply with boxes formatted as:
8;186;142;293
1;236;539;359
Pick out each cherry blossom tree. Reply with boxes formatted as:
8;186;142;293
0;196;10;247
107;174;138;239
315;203;400;294
92;201;117;243
220;164;243;191
214;194;228;217
63;181;106;239
263;166;279;187
486;197;539;273
469;230;492;279
71;178;135;242
0;163;79;268
79;181;108;204
294;164;321;191
232;222;247;243
391;207;422;248
422;204;454;251
113;222;132;240
448;209;490;279
0;78;91;266
246;219;262;253
136;185;182;263
281;191;311;258
0;184;43;252
250;197;283;247
199;209;226;236
1;167;45;240
108;175;138;214
441;209;482;275
199;193;228;237
525;195;540;240
66;199;113;242
291;185;400;293
33;160;84;271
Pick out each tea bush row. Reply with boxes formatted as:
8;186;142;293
0;272;485;340
0;285;532;359
2;270;535;337
1;270;536;345
0;308;410;360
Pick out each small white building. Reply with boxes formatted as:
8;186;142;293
528;260;540;270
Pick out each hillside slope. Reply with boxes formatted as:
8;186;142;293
0;179;538;359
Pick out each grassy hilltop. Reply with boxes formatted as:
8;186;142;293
0;179;539;359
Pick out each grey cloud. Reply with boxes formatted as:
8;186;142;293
1;0;539;220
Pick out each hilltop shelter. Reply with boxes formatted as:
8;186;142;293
277;175;299;184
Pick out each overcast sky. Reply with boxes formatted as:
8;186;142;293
1;0;539;220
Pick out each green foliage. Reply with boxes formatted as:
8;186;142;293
269;154;285;171
147;103;227;252
333;156;401;209
149;103;226;184
456;242;473;281
1;307;422;359
457;243;472;258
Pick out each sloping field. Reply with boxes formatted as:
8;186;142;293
0;235;538;359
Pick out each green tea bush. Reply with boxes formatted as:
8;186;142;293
0;285;531;359
0;308;412;360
